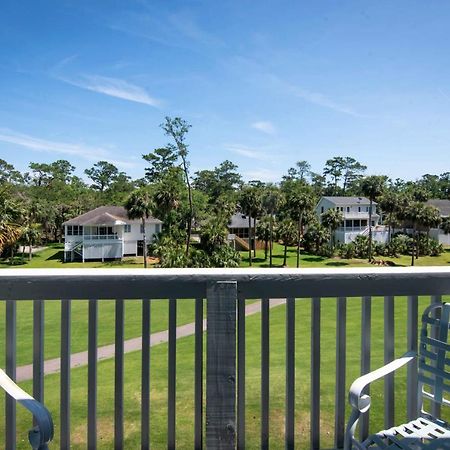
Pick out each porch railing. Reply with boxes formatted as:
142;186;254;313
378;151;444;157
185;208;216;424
1;268;450;449
83;234;121;241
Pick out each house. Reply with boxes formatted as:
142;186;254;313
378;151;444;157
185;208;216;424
228;213;256;240
426;199;450;245
227;213;262;251
63;206;162;262
316;196;388;244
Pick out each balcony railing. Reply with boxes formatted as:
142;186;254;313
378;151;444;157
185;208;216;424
0;268;449;449
82;234;121;241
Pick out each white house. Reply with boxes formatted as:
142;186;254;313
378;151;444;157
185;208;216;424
63;206;162;262
316;196;388;244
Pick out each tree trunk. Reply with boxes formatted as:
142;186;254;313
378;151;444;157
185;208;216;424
296;214;302;268
253;218;257;258
411;228;415;266
182;159;193;256
142;218;147;269
368;200;373;262
283;243;287;266
248;215;252;266
29;243;32;261
264;239;268;260
269;214;273;268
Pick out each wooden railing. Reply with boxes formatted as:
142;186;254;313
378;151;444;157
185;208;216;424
1;268;450;449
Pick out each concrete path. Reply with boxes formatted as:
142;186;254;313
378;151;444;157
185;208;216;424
16;298;286;382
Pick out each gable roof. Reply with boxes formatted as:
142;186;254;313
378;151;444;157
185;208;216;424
228;213;255;229
63;206;162;226
321;196;376;206
425;199;450;217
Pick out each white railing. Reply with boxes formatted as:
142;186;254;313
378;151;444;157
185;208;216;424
0;268;449;449
83;234;121;241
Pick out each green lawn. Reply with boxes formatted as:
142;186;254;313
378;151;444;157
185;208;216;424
240;243;450;268
3;295;450;449
0;244;149;269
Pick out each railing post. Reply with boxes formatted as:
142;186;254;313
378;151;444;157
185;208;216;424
206;281;237;450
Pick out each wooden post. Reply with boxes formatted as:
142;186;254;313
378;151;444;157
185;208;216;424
206;281;237;449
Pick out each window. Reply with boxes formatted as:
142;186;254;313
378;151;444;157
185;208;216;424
366;207;369;212
321;206;324;213
124;224;131;233
67;225;83;236
346;207;350;213
140;224;145;234
358;207;361;212
345;220;352;228
155;224;161;234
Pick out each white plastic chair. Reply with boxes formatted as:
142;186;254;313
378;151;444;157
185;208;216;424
345;302;450;449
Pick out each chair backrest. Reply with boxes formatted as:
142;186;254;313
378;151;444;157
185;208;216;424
418;302;450;413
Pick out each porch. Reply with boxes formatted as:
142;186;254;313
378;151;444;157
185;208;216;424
1;268;449;449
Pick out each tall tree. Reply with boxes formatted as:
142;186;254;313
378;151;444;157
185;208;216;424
321;208;343;251
124;189;154;268
239;185;262;266
277;219;297;266
323;157;345;195
142;147;178;183
161;117;193;256
285;184;314;267
341;157;366;193
85;161;120;192
262;184;280;267
361;176;386;261
379;191;401;242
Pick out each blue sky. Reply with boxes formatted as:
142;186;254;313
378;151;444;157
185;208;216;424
1;0;449;182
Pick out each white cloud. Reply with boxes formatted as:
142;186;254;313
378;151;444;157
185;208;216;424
225;144;273;161
0;129;135;168
59;74;161;107
267;74;364;117
251;121;276;134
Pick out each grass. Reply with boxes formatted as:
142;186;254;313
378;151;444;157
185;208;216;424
2;295;450;449
0;243;150;269
239;243;450;268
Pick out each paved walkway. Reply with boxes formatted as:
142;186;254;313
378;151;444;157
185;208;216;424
16;299;286;382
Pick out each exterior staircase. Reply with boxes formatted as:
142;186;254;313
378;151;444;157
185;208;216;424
234;235;250;251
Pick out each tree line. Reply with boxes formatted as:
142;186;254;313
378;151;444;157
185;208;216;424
0;116;449;267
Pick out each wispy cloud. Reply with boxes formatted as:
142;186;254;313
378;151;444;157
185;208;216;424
225;144;274;161
0;129;135;168
251;121;276;134
268;74;364;117
58;74;162;107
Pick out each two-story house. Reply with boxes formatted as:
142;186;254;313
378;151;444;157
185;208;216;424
63;206;162;262
316;196;388;244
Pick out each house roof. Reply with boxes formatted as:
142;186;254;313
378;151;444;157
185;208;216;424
425;199;450;217
321;196;376;206
63;206;162;226
228;213;256;229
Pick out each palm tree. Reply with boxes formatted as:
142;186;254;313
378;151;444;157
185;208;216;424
379;191;400;242
320;208;343;251
239;186;262;266
262;185;280;267
361;176;386;261
20;224;41;260
125;189;154;268
418;205;441;255
277;219;297;267
285;186;314;268
256;216;271;260
404;201;424;266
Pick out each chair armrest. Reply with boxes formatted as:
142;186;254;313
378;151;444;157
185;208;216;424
0;369;54;449
349;351;416;412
